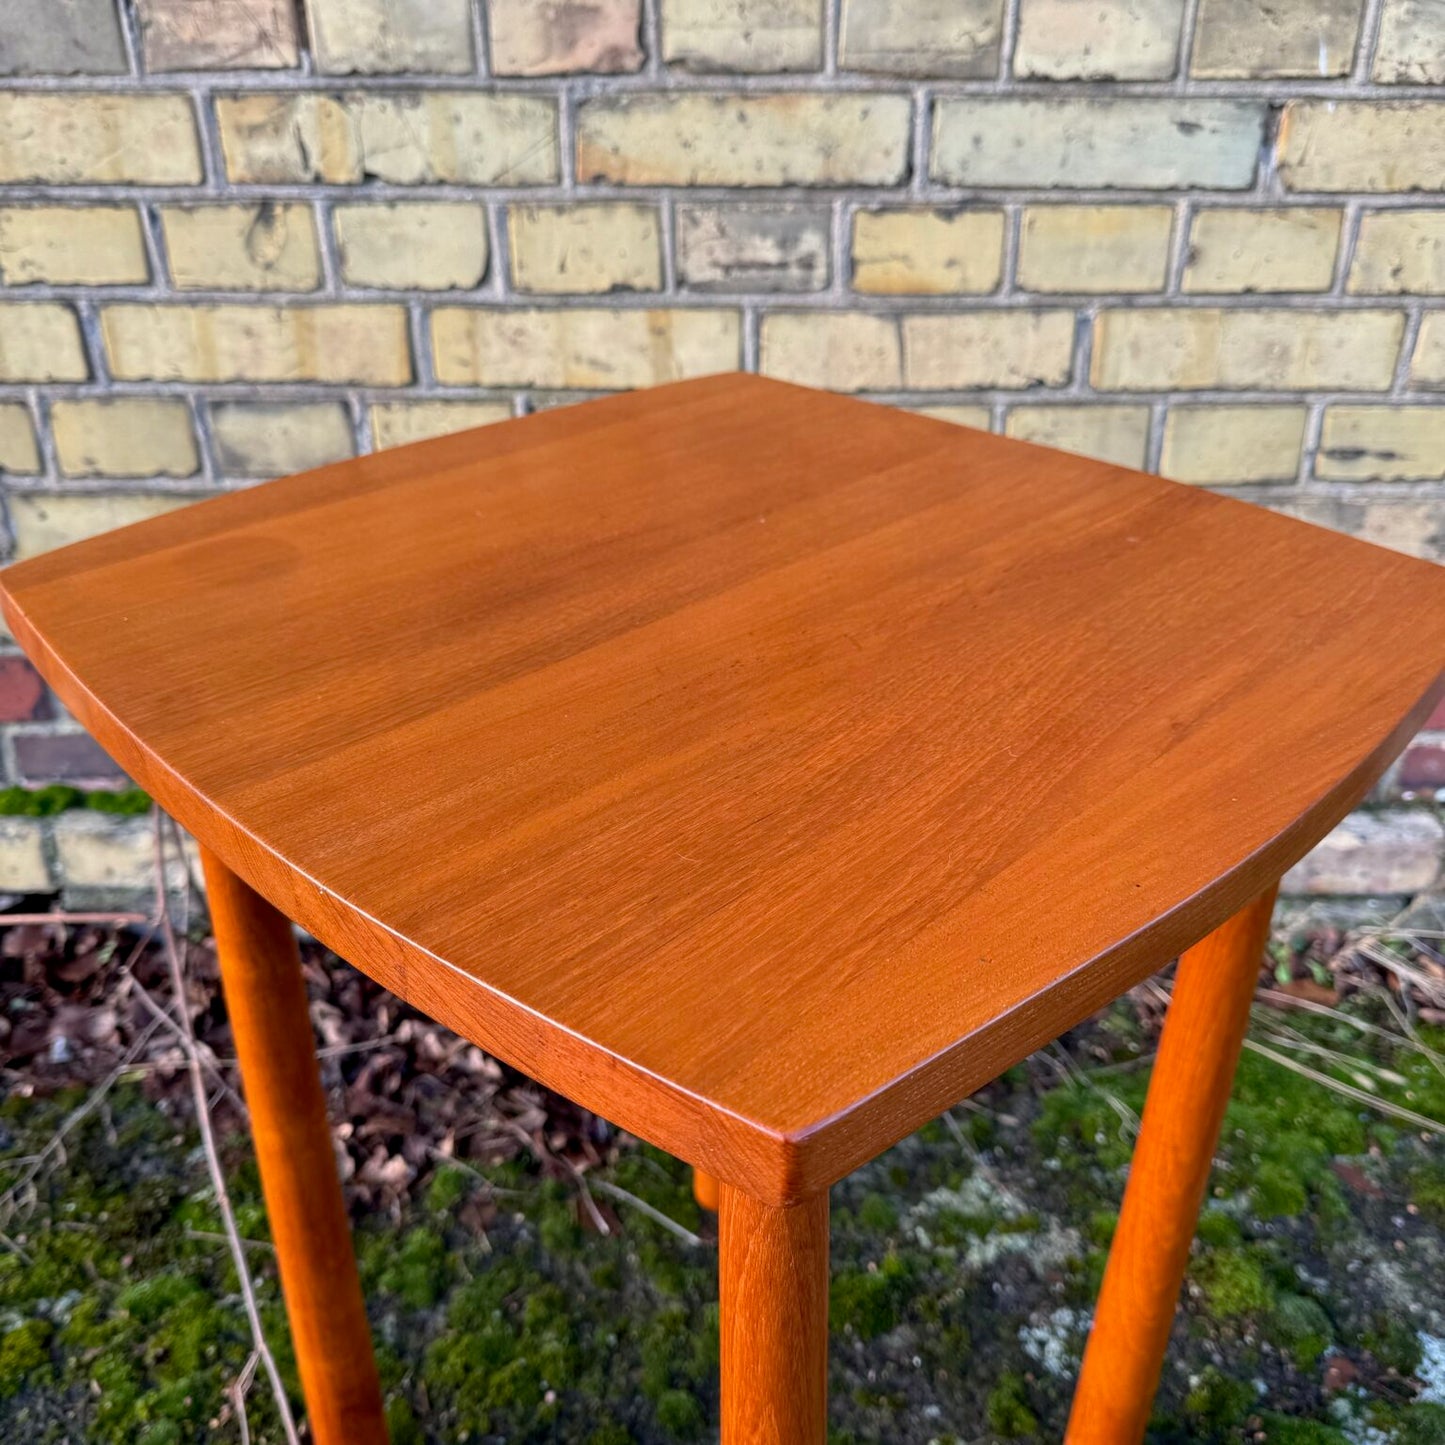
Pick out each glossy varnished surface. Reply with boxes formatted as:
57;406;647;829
6;374;1445;1203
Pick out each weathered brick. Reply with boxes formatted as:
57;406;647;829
1160;406;1306;483
1282;810;1442;896
14;732;125;785
509;204;662;294
851;209;1004;296
0;657;49;722
0;403;40;475
1005;405;1150;468
102;305;412;385
840;0;1003;78
370;402;513;450
1015;0;1183;80
487;0;643;75
1278;103;1445;192
1182;209;1341;294
0;818;49;892
212;402;356;477
1374;0;1445;83
307;0;474;74
335;203;488;290
676;205;829;292
0;0;125;75
217;92;558;186
1278;495;1443;561
161;203;320;292
1349;211;1445;295
432;309;740;388
1017;206;1172;293
1092;309;1404;391
760;313;901;391
0;94;202;186
1317;407;1445;482
55;812;193;896
912;405;993;429
1399;744;1445;792
932;100;1263;189
664;0;822;72
577;94;911;186
10;493;192;560
52;399;199;478
0;206;147;286
137;0;301;70
1191;0;1362;77
905;313;1076;390
0;304;87;382
1412;313;1445;388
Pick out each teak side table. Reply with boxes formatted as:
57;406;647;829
6;374;1445;1444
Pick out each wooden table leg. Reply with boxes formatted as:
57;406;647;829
719;1184;829;1444
1065;884;1280;1445
200;847;389;1445
693;1168;720;1211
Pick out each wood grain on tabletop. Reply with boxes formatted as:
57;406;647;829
5;373;1445;1204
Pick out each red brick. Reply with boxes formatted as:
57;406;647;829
12;731;126;785
1399;743;1445;790
0;656;50;722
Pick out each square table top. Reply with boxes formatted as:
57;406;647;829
6;373;1445;1202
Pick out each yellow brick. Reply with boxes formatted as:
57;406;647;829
841;0;1003;77
851;209;1004;295
1374;0;1445;84
664;0;822;72
760;313;901;391
0;403;40;474
1005;405;1150;468
10;493;193;561
102;305;412;385
1278;102;1445;192
335;203;488;289
370;401;513;449
903;312;1076;389
217;92;558;185
1017;207;1172;293
137;0;301;70
487;0;643;75
1182;209;1340;293
1092;309;1405;391
1318;406;1445;482
211;402;355;476
0;303;87;382
306;0;474;74
52;399;199;478
577;93;911;186
0;94;201;184
1015;0;1183;80
0;207;147;285
432;308;740;388
1349;211;1445;295
910;405;992;429
1411;313;1445;388
1160;405;1305;483
1192;0;1361;78
162;204;320;292
509;204;661;294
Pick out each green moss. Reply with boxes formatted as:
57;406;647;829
0;784;151;817
1193;1245;1275;1318
830;1253;913;1340
856;1192;898;1233
1272;1293;1333;1370
1182;1365;1255;1428
1253;1412;1350;1442
0;1319;54;1396
985;1371;1039;1438
654;1388;704;1438
425;1164;470;1214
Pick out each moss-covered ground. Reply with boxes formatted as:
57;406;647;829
0;989;1442;1443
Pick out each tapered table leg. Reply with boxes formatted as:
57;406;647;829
693;1168;720;1211
200;847;388;1445
1066;885;1280;1445
719;1184;829;1445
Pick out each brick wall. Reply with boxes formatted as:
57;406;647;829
0;0;1443;902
